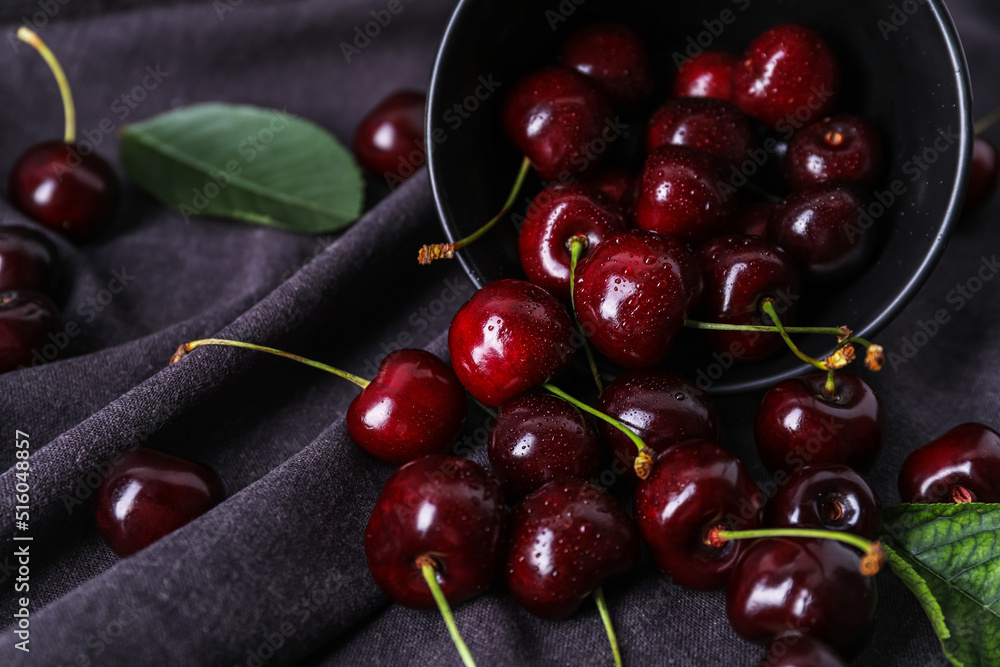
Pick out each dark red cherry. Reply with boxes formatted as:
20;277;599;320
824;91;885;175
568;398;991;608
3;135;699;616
730;202;775;238
581;168;639;211
784;115;883;190
449;279;574;407
502;67;612;181
346;349;467;465
557;23;653;108
673;51;738;102
964;137;999;213
635;439;764;590
518;184;626;297
574;230;700;368
646;98;755;171
488;393;603;499
598;370;719;481
767;464;882;539
364;455;505;609
351;90;426;180
506;479;638;619
0;226;57;292
9;141;118;240
733;25;840;127
726;538;878;655
759;635;849;667
94;447;224;557
634;145;736;242
697;235;800;361
0;290;58;373
755;371;885;474
898;422;1000;504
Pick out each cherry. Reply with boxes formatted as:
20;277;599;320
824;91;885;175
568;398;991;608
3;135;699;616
0;290;58;373
726;537;877;655
448;278;575;407
581;168;639;211
487;393;603;499
518;184;626;297
597;370;719;481
635;439;764;590
502;67;613;181
759;635;848;667
783;114;883;190
898;422;1000;504
766;464;882;540
730;202;775;238
646;98;756;171
673;51;738;102
754;371;884;474
697;235;800;361
0;226;57;292
733;25;840;127
352;90;426;181
634;145;736;242
94;447;224;557
557;22;653;108
964;136;999;213
574;230;700;368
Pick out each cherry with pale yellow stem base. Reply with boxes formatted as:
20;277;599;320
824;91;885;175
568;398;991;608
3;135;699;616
706;526;886;576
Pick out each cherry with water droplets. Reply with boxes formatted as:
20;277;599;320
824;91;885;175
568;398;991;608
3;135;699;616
0;226;57;292
557;22;653;108
898;422;1000;504
767;464;882;539
964;136;999;213
673;51;738;102
352;90;426;181
784;114;884;190
759;635;849;667
646;97;756;171
0;290;58;373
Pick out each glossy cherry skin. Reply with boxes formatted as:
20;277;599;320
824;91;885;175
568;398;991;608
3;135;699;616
898;422;1000;503
784;115;884;190
635;439;764;591
364;455;505;609
733;25;840;128
506;479;638;619
574;230;700;368
9;140;119;240
726;538;878;655
634;145;736;243
518;184;626;297
598;370;719;481
697;235;800;361
502;67;612;181
351;90;426;180
759;635;848;667
731;202;775;238
0;226;57;292
755;372;885;474
557;23;653;108
449;279;574;407
346;349;467;465
767;464;882;539
0;290;58;373
94;448;224;557
673;51;738;102
646;98;756;171
964;137;999;213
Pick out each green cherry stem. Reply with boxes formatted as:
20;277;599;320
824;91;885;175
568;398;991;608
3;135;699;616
569;234;603;395
18;28;76;144
824;368;837;397
593;586;623;667
682;319;876;348
759;299;829;371
705;526;885;576
417;556;478;667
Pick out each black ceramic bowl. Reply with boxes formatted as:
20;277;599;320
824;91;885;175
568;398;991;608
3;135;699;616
426;0;972;394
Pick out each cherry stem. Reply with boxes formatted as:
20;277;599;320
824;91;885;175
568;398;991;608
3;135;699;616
683;319;876;349
974;106;1000;135
569;234;603;395
418;557;478;667
824;368;836;397
707;526;885;576
758;300;831;371
170;338;370;389
743;180;781;204
18;28;76;144
542;382;652;479
473;399;497;420
593;586;623;667
418;157;532;264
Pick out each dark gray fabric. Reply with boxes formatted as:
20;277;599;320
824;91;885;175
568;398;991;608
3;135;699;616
0;0;995;665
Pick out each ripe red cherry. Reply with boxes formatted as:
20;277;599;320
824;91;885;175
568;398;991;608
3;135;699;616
557;22;653;108
94;448;224;557
351;90;426;180
646;98;756;171
759;635;848;667
581;168;639;211
754;371;885;474
635;439;764;590
0;226;57;292
518;184;626;297
697;235;800;361
449;279;574;407
784;115;884;190
964;137;999;213
506;478;638;619
766;464;882;539
733;25;840;127
487;393;603;499
0;290;58;373
726;538;878;655
730;202;774;238
597;370;719;481
574;230;701;368
502;67;612;181
364;455;505;609
673;51;738;102
898;422;1000;503
634;145;736;242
